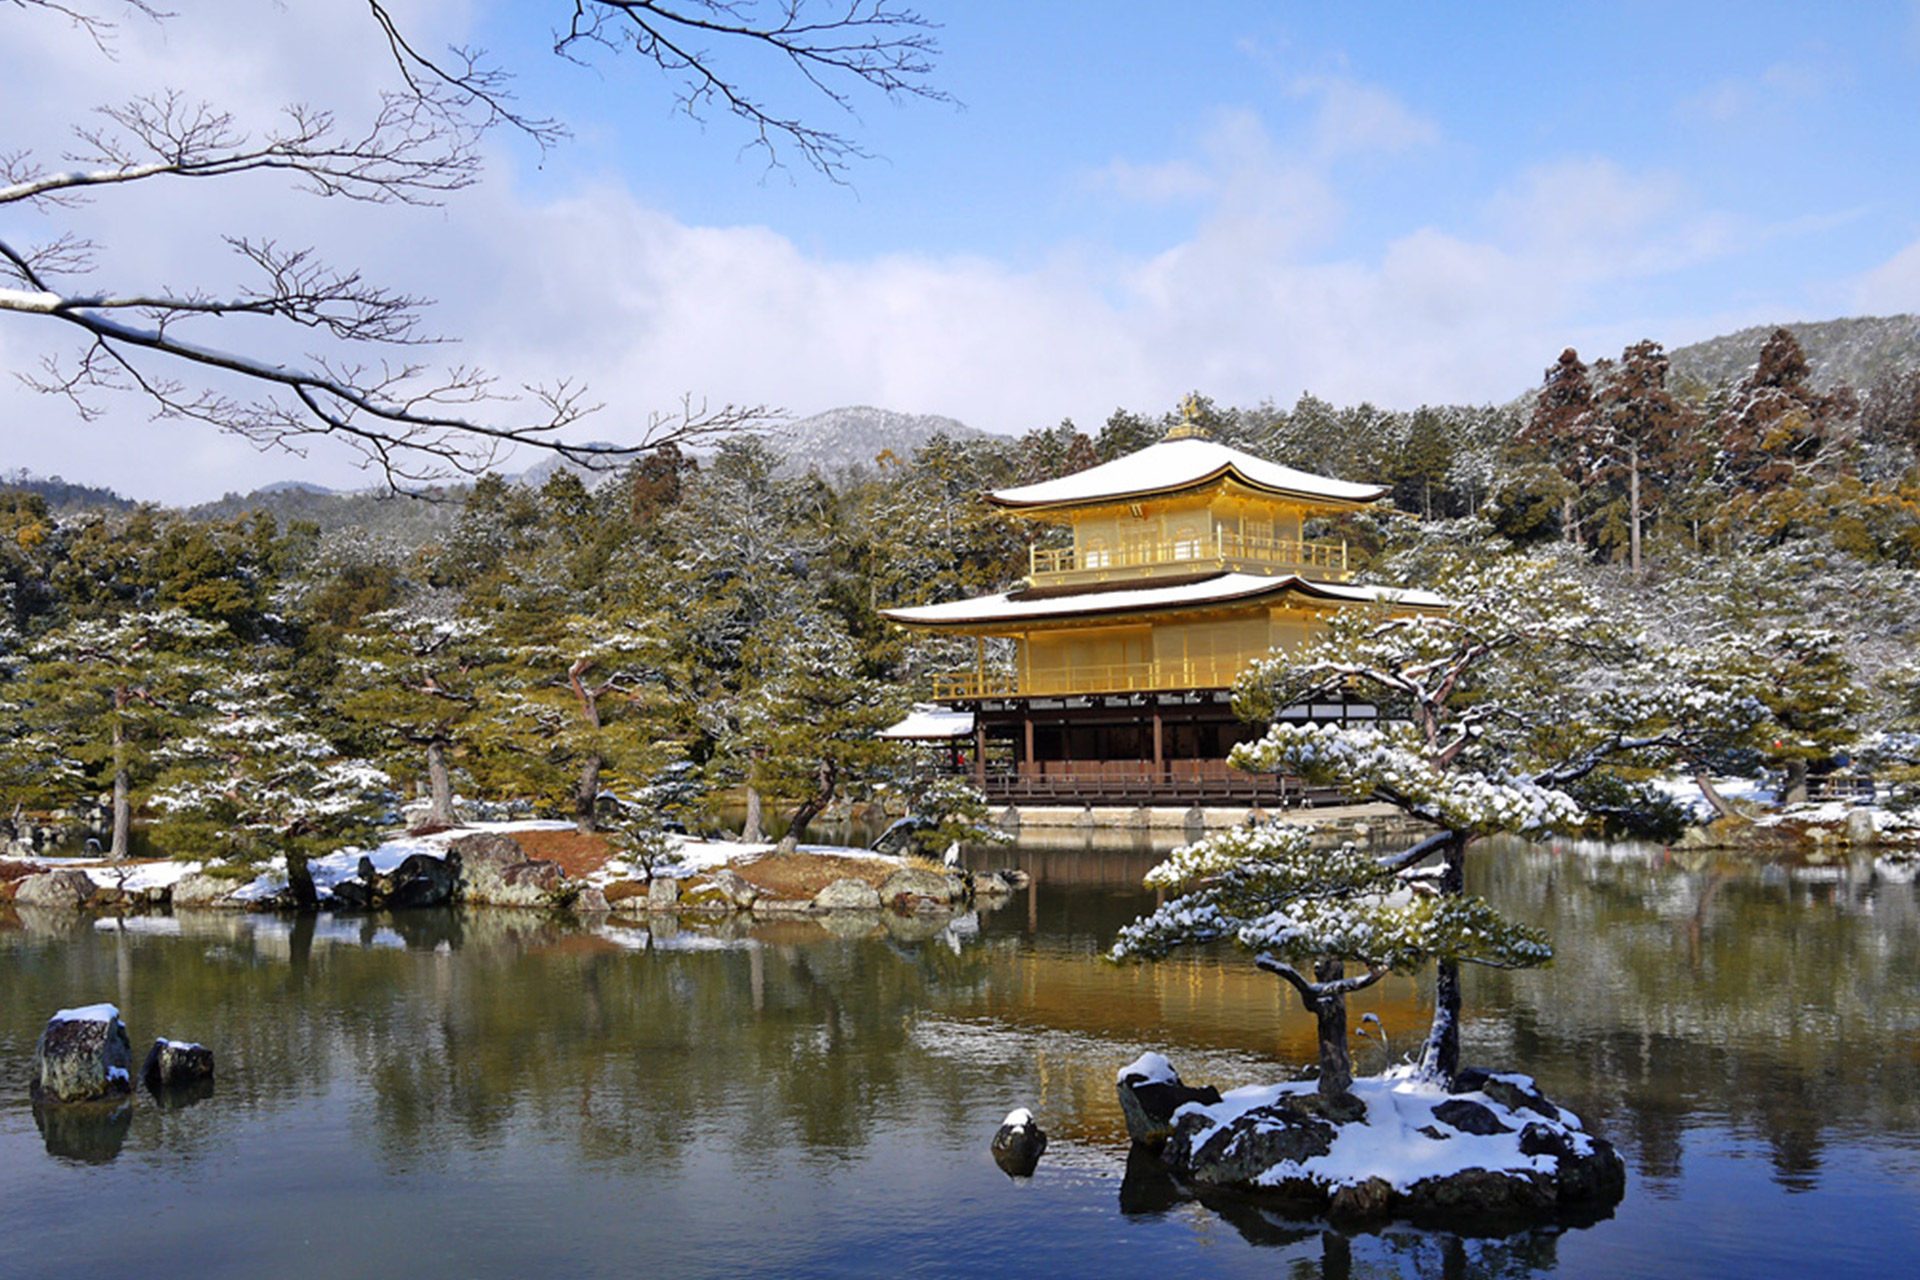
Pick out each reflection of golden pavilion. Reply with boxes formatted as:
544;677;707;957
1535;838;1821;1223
881;415;1442;804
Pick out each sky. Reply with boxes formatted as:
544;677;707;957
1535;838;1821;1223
5;0;1920;503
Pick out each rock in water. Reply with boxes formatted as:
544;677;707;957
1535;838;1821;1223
991;1107;1048;1177
31;1004;133;1102
142;1038;215;1090
812;877;883;912
1115;1052;1221;1150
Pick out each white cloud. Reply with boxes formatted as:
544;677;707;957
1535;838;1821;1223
0;5;1787;503
1853;237;1920;313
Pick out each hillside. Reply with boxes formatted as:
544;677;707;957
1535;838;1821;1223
768;406;987;476
1667;314;1920;395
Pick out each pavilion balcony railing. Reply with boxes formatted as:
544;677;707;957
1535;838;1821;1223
1027;532;1349;585
930;655;1251;701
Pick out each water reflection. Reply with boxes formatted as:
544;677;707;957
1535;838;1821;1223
1;839;1918;1278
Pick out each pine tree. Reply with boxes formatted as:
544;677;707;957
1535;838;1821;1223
334;606;496;829
728;610;900;850
21;609;226;858
1514;348;1598;546
1112;825;1549;1098
1592;340;1699;577
150;657;389;905
1230;556;1767;1084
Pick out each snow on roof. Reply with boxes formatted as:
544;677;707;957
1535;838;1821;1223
878;705;976;739
988;436;1387;510
882;573;1448;628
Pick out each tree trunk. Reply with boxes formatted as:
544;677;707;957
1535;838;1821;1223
742;783;765;843
1313;957;1354;1098
424;739;455;827
777;795;826;855
1629;444;1643;578
1783;758;1809;806
1418;835;1466;1088
1693;771;1740;820
568;657;603;833
574;753;603;834
109;687;130;861
286;849;319;912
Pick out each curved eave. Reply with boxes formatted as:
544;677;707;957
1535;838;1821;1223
986;463;1387;515
881;575;1447;633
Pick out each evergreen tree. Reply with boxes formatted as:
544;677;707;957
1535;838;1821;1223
729;610;900;849
334;606;496;828
150;658;388;904
1592;340;1698;576
21;609;225;857
1513;348;1598;545
1112;825;1549;1098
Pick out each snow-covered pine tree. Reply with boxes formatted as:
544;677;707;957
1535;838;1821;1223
21;609;225;858
334;606;496;829
1111;824;1549;1098
730;610;900;851
151;660;388;906
1231;555;1765;1084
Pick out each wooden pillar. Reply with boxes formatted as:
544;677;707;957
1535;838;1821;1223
1152;710;1164;781
1023;716;1035;770
973;723;987;788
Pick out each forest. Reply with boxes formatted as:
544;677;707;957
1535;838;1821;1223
5;323;1920;865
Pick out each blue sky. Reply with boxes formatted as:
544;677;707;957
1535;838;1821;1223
6;1;1920;500
480;0;1920;315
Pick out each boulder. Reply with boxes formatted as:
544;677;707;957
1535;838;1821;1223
142;1038;215;1089
1432;1097;1512;1136
571;884;610;914
14;869;96;910
31;1004;134;1103
1327;1176;1393;1224
707;869;759;910
1454;1069;1561;1123
1397;1167;1556;1221
647;876;682;910
1518;1123;1628;1206
813;877;882;912
1169;1102;1337;1190
171;872;239;908
450;833;567;907
990;1107;1048;1177
974;871;1013;896
879;865;957;908
1115;1052;1222;1150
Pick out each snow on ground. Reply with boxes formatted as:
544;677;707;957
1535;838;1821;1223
589;835;894;885
1650;773;1773;821
228;819;579;902
1170;1067;1595;1193
83;860;202;891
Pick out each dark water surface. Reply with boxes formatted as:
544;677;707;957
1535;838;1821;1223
5;837;1920;1278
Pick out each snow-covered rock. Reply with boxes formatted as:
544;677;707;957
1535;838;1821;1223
990;1106;1048;1178
1138;1057;1625;1228
141;1037;215;1089
32;1005;133;1103
1116;1052;1223;1150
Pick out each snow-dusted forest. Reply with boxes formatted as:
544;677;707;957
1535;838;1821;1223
5;318;1920;865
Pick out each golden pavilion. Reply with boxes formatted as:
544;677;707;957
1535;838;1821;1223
879;414;1443;804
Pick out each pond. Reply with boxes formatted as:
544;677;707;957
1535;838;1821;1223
4;836;1919;1278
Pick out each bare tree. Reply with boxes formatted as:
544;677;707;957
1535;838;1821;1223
2;1;944;487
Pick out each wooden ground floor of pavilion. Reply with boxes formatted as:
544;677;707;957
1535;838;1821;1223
917;688;1378;806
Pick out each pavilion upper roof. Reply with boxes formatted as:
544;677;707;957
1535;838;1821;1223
987;436;1387;513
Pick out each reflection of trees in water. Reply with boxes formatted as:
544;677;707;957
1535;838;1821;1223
1;907;1003;1175
1467;841;1920;1196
